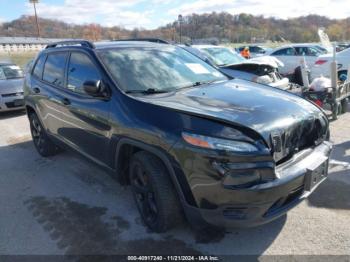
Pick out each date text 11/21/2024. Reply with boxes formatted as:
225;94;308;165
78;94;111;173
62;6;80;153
127;256;220;261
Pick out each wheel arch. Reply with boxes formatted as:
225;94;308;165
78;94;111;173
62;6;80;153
114;137;196;208
25;104;36;116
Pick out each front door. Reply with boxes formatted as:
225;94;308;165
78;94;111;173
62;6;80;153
56;51;111;164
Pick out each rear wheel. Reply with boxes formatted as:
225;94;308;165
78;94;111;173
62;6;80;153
129;151;183;232
29;113;59;157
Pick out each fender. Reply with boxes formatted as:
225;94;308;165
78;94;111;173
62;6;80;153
114;137;197;208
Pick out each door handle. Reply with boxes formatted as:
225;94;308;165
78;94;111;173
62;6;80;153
33;87;40;94
61;98;71;105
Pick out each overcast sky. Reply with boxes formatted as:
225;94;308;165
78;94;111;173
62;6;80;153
1;0;350;29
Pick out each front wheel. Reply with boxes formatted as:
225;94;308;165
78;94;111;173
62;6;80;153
29;113;59;157
129;151;183;232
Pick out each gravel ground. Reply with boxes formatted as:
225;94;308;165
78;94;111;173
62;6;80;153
0;108;349;259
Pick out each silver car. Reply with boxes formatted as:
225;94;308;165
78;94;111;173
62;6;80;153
182;45;290;90
0;63;25;112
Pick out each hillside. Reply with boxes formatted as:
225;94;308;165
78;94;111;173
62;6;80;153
0;13;349;43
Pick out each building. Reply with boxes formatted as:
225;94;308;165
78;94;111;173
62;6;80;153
0;37;67;53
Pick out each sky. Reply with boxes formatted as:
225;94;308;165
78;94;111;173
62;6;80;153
0;0;350;30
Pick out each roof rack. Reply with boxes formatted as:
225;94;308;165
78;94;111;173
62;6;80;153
113;38;170;44
46;40;95;49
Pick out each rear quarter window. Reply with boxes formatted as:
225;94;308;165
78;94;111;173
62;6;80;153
33;54;46;79
43;53;67;87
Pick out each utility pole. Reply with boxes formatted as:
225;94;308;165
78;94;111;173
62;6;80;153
29;0;41;38
178;14;183;44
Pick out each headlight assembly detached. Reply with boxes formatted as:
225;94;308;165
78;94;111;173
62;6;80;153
182;132;259;153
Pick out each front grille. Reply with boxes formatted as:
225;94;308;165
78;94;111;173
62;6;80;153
2;92;23;98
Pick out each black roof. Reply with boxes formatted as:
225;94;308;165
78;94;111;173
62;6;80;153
113;38;170;44
43;39;171;52
94;41;170;49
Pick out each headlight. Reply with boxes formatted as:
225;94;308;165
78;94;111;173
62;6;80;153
182;132;259;152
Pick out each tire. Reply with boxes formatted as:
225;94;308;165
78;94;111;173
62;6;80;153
129;151;183;232
29;112;59;157
293;66;304;86
332;103;338;120
341;98;348;114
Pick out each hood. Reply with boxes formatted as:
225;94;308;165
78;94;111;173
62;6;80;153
247;56;284;68
0;78;24;94
135;79;328;160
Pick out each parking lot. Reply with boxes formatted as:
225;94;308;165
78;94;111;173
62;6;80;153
0;108;349;257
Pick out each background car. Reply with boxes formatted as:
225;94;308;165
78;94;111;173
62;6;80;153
267;44;325;76
336;43;350;52
237;45;271;58
0;63;25;112
183;45;290;89
311;46;350;80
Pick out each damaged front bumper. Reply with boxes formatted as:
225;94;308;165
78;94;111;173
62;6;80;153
182;141;332;229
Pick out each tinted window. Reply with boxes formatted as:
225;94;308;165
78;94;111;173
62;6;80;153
33;54;46;79
67;53;101;94
250;46;258;52
295;47;321;56
201;47;245;66
43;53;67;87
1;65;23;79
255;46;266;53
272;48;295;56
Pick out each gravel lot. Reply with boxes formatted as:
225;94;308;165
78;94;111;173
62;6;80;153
0;108;349;258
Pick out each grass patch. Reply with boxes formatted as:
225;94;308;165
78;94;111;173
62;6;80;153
0;52;38;69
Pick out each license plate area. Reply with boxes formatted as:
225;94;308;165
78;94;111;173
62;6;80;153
13;99;24;107
304;160;328;191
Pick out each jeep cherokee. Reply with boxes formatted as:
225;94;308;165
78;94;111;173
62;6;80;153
24;40;332;232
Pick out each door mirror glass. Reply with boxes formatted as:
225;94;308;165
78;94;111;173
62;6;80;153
83;80;102;96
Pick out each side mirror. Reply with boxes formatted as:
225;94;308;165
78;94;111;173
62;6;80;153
83;80;102;96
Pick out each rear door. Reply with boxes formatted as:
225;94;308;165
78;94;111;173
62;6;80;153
40;52;70;136
29;52;68;133
295;46;321;68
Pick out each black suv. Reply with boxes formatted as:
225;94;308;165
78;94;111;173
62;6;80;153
24;40;332;232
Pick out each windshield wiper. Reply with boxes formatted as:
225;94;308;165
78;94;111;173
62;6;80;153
5;76;23;79
218;62;238;67
178;80;222;90
125;88;170;95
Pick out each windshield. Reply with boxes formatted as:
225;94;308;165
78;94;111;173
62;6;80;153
98;46;227;93
201;47;245;66
0;65;24;80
